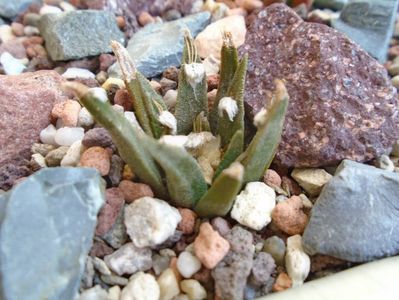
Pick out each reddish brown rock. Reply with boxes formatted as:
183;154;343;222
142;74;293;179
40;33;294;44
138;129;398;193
79;146;111;176
90;238;114;258
0;71;66;189
177;208;197;235
118;180;154;203
240;4;399;167
96;188;125;236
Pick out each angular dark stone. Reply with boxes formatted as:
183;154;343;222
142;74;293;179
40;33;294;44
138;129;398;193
302;160;399;262
240;4;399;167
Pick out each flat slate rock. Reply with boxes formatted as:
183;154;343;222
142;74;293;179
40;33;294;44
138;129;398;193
302;160;399;262
0;71;67;190
108;11;211;78
0;167;105;300
0;0;41;18
39;10;125;61
332;0;399;63
240;4;399;167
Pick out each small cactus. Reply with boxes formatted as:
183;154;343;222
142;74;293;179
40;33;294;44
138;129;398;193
64;32;289;217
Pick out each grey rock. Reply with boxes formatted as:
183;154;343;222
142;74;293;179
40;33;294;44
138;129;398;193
39;10;125;61
108;155;123;187
314;0;348;10
82;128;113;148
250;252;275;287
212;226;254;300
108;12;211;78
263;236;286;266
31;143;56;157
0;167;105;300
81;257;95;290
45;146;69;167
152;253;171;275
0;0;41;18
303;160;399;262
332;0;399;63
101;206;127;249
100;274;128;286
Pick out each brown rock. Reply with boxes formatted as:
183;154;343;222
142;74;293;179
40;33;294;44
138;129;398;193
96;188;125;236
240;4;399;167
310;254;347;273
90;238;114;258
82;127;113;148
114;89;132;111
138;11;155;26
99;53;116;71
118;180;154;203
281;176;302;196
79;146;111;176
177;208;197;235
263;169;282;188
271;195;308;235
272;272;292;292
0;71;66;173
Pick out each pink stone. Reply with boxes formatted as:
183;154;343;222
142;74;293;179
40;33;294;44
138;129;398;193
96;188;125;236
177;208;197;235
79;146;111;176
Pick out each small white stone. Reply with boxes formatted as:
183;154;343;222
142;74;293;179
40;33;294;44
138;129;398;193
375;154;395;172
285;235;310;287
107;286;121;300
177;251;202;278
62;67;96;80
60;140;83;167
231;182;276;230
78;107;94;127
157;268;180;300
163;89;178;109
0;25;16;43
54;127;84;146
92;257;112;276
88;87;108;103
31;153;47;169
121;272;160;300
59;1;76;11
180;279;207;300
158;111;177;135
40;124;57;145
0;52;26;75
23;26;40;36
124;197;181;248
104;242;152;276
218;97;238;121
78;285;108;300
291;168;333;196
39;5;62;15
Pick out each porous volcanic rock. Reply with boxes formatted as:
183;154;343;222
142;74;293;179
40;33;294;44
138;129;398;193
240;4;399;167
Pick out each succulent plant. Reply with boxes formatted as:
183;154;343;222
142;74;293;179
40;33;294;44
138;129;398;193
64;31;289;217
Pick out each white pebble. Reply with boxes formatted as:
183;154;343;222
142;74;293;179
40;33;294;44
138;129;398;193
157;268;180;300
285;235;310;287
31;153;47;169
203;54;220;76
375;154;395;172
78;285;108;300
0;25;16;43
113;104;124;113
62;67;96;80
231;182;276;230
54;127;84;146
163;89;178;109
124;197;181;248
23;26;40;36
60;140;83;167
40;124;57;145
177;251;202;278
88;87;108;103
107;286;121;300
121;272;160;300
59;1;76;11
180;280;207;300
78;107;94;127
0;52;26;75
39;5;62;15
92;257;111;276
158;111;177;135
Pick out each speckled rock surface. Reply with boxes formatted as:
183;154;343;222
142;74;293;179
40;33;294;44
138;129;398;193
240;4;399;167
0;71;67;190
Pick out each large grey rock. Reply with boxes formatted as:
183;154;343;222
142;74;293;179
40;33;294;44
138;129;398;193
332;0;399;63
0;167;105;300
39;10;125;61
314;0;348;10
0;0;41;19
303;160;399;262
108;12;211;78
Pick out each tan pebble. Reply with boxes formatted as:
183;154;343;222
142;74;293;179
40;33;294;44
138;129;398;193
263;169;282;188
115;16;125;29
118;180;154;203
122;164;135;180
114;89;132;111
79;146;110;176
138;11;155;26
11;22;25;36
272;272;292;292
271;195;308;235
236;0;263;11
61;99;81;127
51;101;66;119
150;80;162;94
194;222;230;269
180;280;207;300
177;208;197;235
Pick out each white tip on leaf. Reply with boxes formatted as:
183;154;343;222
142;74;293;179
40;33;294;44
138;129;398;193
88;87;109;103
218;97;238;122
158;111;177;135
253;108;268;128
184;63;205;89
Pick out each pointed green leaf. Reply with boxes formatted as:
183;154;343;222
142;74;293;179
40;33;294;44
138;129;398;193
195;162;243;217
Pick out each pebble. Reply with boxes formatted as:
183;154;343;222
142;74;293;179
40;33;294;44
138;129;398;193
157;268;180;300
102;77;125;91
96;71;108;84
23;13;41;27
78;107;94;127
177;208;197;235
291;168;333;196
31;143;56;157
62;67;96;79
272;195;309;235
108;155;124;186
263;236;286;266
92;257;111;276
138;11;155;26
0;25;16;43
24;26;40;36
124;197;181;248
391;75;399;88
180;280;207;300
60;140;83;167
59;1;76;12
211;217;231;237
95;187;124;236
281;176;302;196
61;99;81;127
11;22;24;37
285;235;310;287
236;0;263;11
250;252;276;287
40;5;63;15
30;153;47;170
375;154;395;171
121;272;160;300
160;77;177;94
107;286;121;300
194;222;230;269
82;127;113;148
78;285;108;300
177;251;202;278
79;146;110;176
263;169;282;188
388;59;399;76
89;239;113;258
118;180;154;203
272;272;292;292
163;89;178;109
101;274;129;286
82;257;94;289
45;146;69;167
194;15;247;59
152;254;172;276
231;182;276;230
0;52;26;75
203;54;220;76
54;127;84;146
114;89;132;111
104;242;152;276
392;140;399;157
122;164;135;180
